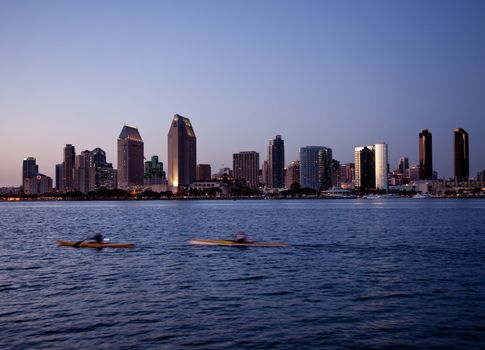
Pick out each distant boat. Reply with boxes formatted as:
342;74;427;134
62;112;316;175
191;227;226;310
413;193;431;199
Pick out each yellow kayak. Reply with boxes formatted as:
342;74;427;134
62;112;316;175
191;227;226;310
189;239;288;247
56;240;135;249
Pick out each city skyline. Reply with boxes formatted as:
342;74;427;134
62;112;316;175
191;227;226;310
1;1;485;186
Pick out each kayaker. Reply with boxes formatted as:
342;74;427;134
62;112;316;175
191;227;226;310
234;231;251;243
89;231;103;243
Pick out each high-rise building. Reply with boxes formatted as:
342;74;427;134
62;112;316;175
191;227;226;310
145;155;167;186
91;148;117;190
317;147;333;191
196;164;212;182
285;160;300;189
63;144;76;192
75;150;95;193
267;135;285;189
331;159;340;188
339;163;354;184
118;125;144;189
354;145;375;190
454;128;469;181
374;143;388;190
168;114;197;189
55;164;63;192
419;129;433;180
23;174;53;195
396;157;409;174
233;152;259;189
300;146;324;190
262;160;269;186
22;157;38;190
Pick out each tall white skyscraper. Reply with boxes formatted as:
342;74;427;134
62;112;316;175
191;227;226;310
374;143;388;190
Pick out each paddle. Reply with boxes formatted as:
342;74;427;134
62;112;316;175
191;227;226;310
73;240;85;247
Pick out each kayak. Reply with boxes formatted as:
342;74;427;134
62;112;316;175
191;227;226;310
189;239;288;247
56;240;135;249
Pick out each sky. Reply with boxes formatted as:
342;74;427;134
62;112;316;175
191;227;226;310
1;0;484;186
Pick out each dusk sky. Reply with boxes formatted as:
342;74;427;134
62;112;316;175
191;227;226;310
1;0;484;186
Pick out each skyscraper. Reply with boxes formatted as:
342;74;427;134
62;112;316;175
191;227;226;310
22;157;38;189
233;151;259;189
396;156;409;174
454;128;469;181
55;164;63;192
300;146;324;190
267;135;285;189
285;160;300;189
317;147;333;191
117;125;144;189
168;114;197;189
145;155;167;186
63;144;75;192
75;150;95;193
354;145;375;190
92;148;117;190
374;143;388;190
419;129;433;180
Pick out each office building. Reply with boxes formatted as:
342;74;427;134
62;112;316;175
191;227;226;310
267;135;285;189
196;164;212;182
339;163;354;184
63;144;76;192
145;155;167;186
168;114;197;189
55;164;63;192
317;147;333;191
300;146;324;190
285;160;300;189
396;157;409;174
23;174;53;195
354;145;375;190
332;159;340;188
374;143;388;190
22;157;38;190
118;125;144;189
454;128;469;181
419;129;433;180
233;152;259;189
91;148;117;190
75;150;95;193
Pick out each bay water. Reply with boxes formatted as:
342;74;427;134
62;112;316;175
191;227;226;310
1;199;484;349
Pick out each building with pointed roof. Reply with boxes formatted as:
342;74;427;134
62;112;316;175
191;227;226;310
117;125;144;189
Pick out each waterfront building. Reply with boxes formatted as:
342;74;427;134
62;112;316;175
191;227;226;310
454;128;469;181
168;114;197;190
419;129;433;180
196;164;212;182
396;157;409;174
409;165;420;181
22;157;39;189
55;164;63;192
63;144;76;192
267;135;285;189
354;146;375;190
144;155;167;187
118;125;144;190
300;146;324;190
233;151;259;189
339;163;354;185
262;160;269;186
332;159;340;188
75;150;95;193
91;148;117;190
317;147;333;191
374;143;389;190
285;160;300;189
212;167;233;179
23;174;53;195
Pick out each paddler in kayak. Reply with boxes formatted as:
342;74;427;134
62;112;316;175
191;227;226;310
88;231;104;243
234;231;252;243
